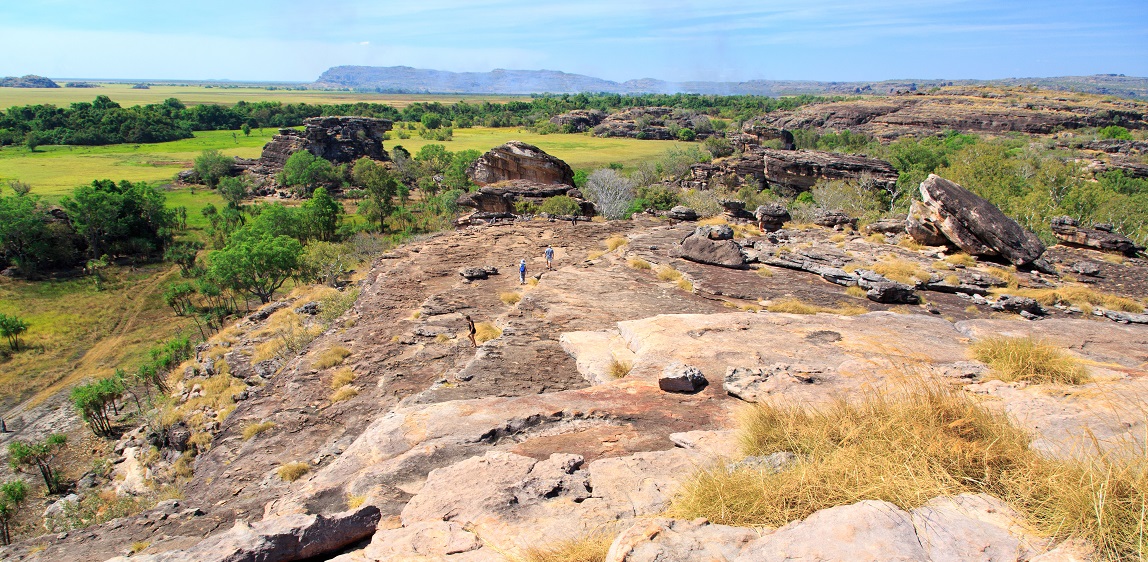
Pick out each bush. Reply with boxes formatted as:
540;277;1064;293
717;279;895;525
703;136;735;158
193;150;233;188
539;195;582;216
582;169;635;219
972;336;1088;384
1098;125;1133;140
677;128;696;141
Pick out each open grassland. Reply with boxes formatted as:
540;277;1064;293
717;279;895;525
0;127;684;200
0;84;529;108
0;264;195;406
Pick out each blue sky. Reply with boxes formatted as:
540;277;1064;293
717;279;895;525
1;0;1145;82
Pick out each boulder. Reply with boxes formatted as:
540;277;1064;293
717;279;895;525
906;200;953;246
679;231;748;269
992;295;1044;316
605;518;758;562
695;225;733;240
666;206;699;221
658;363;707;393
813;209;858;229
467;141;575;187
257;117;392;170
909;174;1046;268
863;219;907;235
459;266;499;281
762;148;899;195
754;204;791;232
855;270;919;304
1050;216;1142;256
721;200;753;221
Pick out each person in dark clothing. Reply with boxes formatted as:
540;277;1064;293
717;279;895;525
465;315;477;348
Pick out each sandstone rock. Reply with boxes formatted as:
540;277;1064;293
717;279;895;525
906;200;951;247
458;266;499;280
591;107;717;141
754;204;791;232
864;218;907;235
604;518;758;562
721;200;753;221
741;120;796;149
813;209;859;229
456;180;592;215
735;500;928;561
549;109;606;132
1069;261;1102;277
911;174;1046;267
679;231;748;269
855;269;919;304
467;141;575;187
346;521;483;561
257;117;392;170
109;506;381;562
1050;216;1142;256
724;364;823;403
658;363;707;393
992;295;1044;316
695;224;733;240
910;493;1037;562
667;206;699;221
762;148;899;195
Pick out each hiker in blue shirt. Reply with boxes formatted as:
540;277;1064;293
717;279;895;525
519;259;527;284
544;245;554;270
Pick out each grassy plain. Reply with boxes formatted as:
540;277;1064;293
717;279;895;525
0;83;528;108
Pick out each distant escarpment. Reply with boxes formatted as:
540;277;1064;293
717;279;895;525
0;74;60;88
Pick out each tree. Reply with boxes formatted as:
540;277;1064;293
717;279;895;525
420;112;443;130
193;149;234;188
0;314;29;351
302;241;355;287
539;195;583;216
279;151;340;196
241;123;252;137
0;480;27;545
0;194;51;274
443;150;481;191
301;187;342;242
164;240;204;276
8;434;66;494
583;169;635;219
71;376;125;436
60;184;124;259
352;158;398;232
217;176;250;209
209;228;303;303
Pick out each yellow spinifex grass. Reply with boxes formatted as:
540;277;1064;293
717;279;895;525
766;298;868;316
516;532;614;562
312;346;352;370
604;236;628;251
973;336;1088;384
997;286;1144;314
475;322;502;344
670;382;1148;560
277;462;310;482
241;421;275;440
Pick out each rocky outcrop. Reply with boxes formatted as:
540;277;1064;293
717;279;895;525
256;117;393;170
592;107;717;140
678;227;748;269
908;174;1047;268
467;141;575;187
1050;216;1142;256
456;180;592;215
0;75;59;88
686;147;898;195
549;109;606;132
741;121;796;150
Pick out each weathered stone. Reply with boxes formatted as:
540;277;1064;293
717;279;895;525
167;422;191;452
695;224;733;240
467;141;575;187
658;363;707;393
549;109;606;132
1050;216;1142;256
679;232;748;269
723;364;823;403
864;218;907;235
605;518;758;562
992;295;1044;315
855;269;919;304
910;494;1035;562
667;206;699;221
912;174;1047;267
813;209;859;229
762;148;899;195
720;200;753;220
257;117;392;170
458;266;499;281
592;107;718;141
457;180;592;215
907;200;952;247
735;500;928;561
754;204;791;232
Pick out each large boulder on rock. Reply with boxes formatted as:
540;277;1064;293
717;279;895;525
257;117;392;170
467;141;575;187
909;174;1046;268
666;206;699;221
754;204;791;232
1050;216;1142;256
679;229;748;269
457;180;582;214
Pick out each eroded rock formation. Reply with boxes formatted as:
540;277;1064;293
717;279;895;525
256;117;393;170
1050;216;1143;256
466;141;575;186
687;147;898;195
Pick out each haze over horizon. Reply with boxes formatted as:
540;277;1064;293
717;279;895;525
1;0;1146;83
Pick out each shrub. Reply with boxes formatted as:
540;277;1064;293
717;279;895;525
1098;125;1133;140
703;136;735;158
277;462;310;482
539;195;582;216
242;421;275;440
972;336;1088;384
0;313;30;351
312;346;351;370
677;189;722;218
677;128;696;141
330;385;359;403
583;169;635;219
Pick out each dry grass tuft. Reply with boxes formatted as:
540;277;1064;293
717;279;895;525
739;303;763;312
627;257;652;270
251;340;284;363
330;385;360;403
829;234;848;243
517;532;614;562
676;278;694;293
944;274;961;286
657;266;683;281
844;286;868;299
865;233;887;244
500;292;523;305
346;494;366;509
871;257;930;285
669;382;1148;560
277;462;310;482
607;359;633;379
587;250;606;261
753;266;774;278
944;253;977;267
242;421;275;440
984;266;1019;289
998;286;1144;314
604;236;628;252
475;322;502;344
1100;253;1125;265
973;336;1088;384
766;298;867;316
527;277;539;287
897;237;926;251
312;346;352;370
331;367;356;389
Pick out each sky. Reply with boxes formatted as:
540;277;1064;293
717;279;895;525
1;0;1145;83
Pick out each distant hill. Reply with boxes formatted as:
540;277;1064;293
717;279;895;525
0;74;60;88
315;66;1148;99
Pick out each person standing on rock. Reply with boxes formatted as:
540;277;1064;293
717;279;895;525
545;245;554;270
464;315;477;348
519;259;527;284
